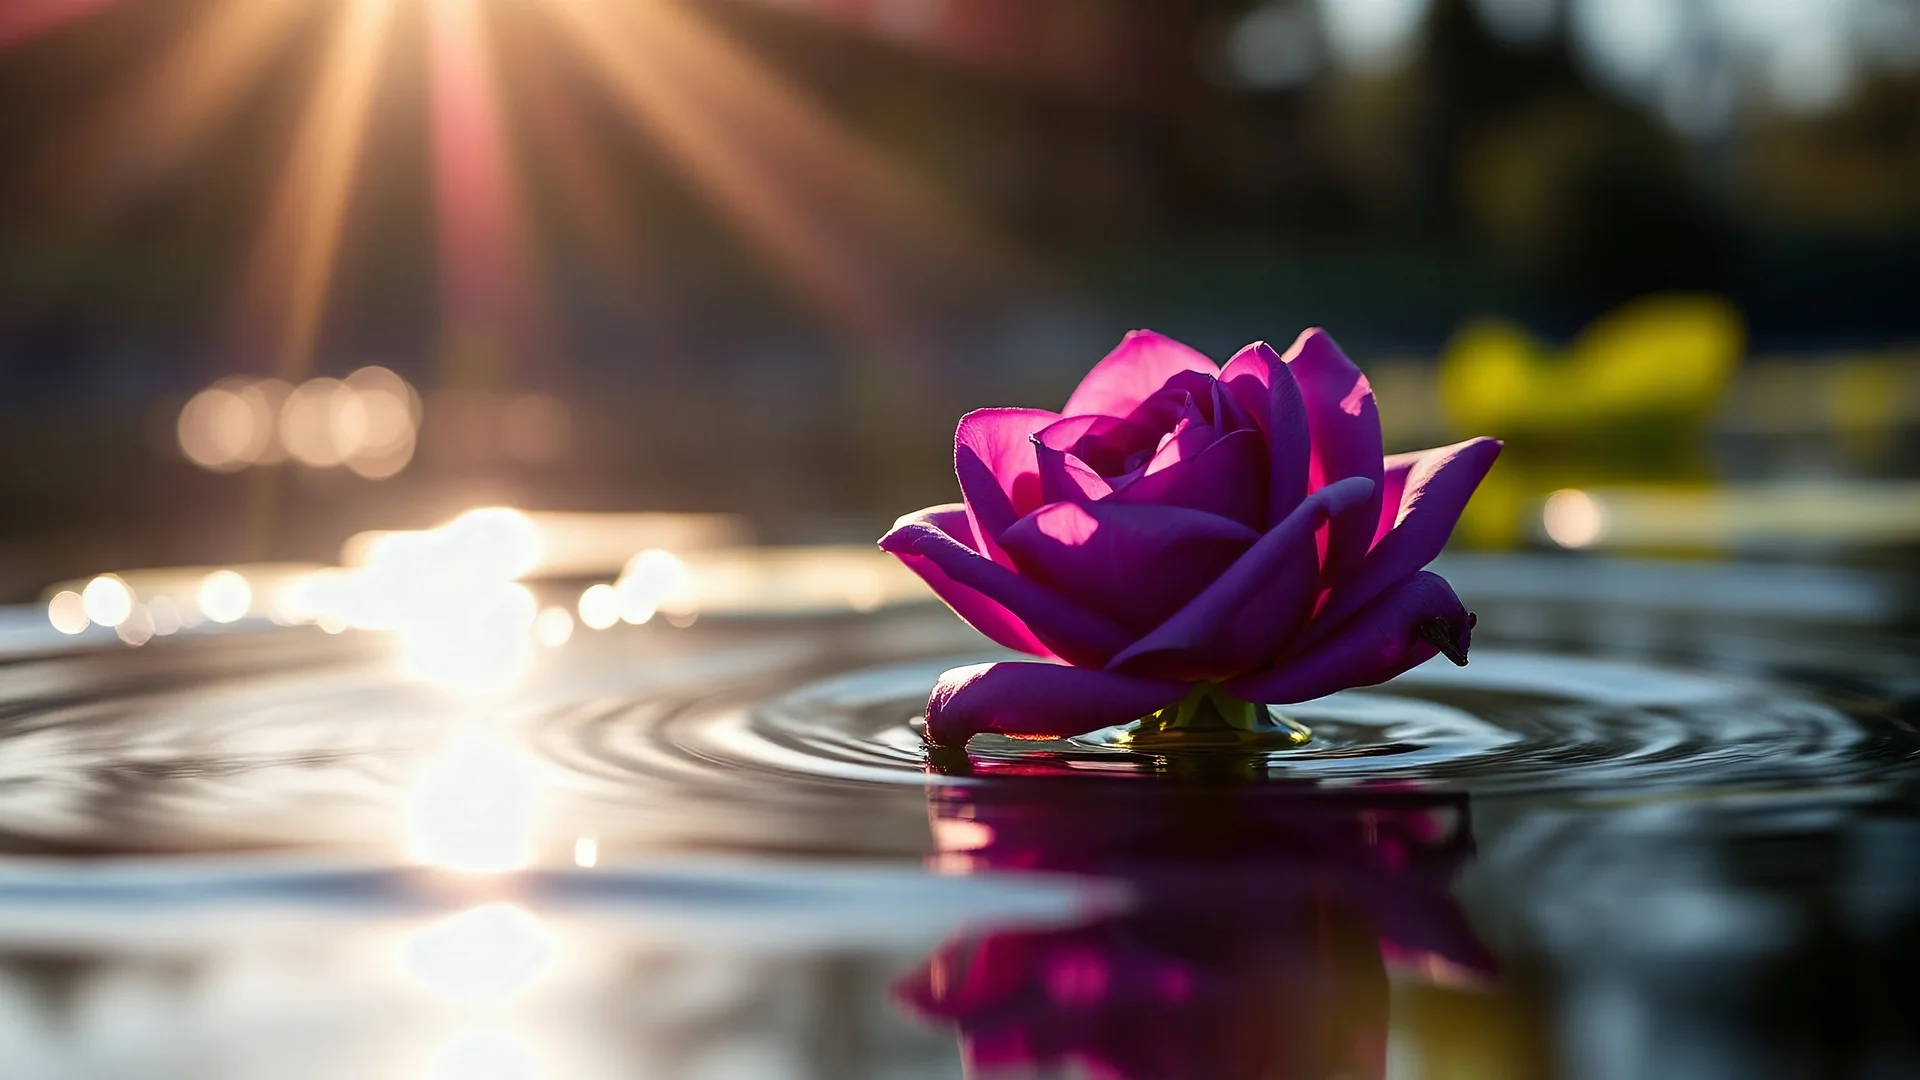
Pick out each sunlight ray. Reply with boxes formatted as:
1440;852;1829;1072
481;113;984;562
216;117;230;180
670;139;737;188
46;0;314;217
428;0;544;385
0;0;124;51
545;0;1007;355
235;0;395;380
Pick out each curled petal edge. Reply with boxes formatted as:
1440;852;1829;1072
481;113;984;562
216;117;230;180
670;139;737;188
879;506;1053;659
880;515;1137;669
1225;571;1470;705
923;661;1189;747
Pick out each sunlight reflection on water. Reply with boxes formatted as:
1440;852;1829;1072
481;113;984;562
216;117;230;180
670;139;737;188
406;733;539;873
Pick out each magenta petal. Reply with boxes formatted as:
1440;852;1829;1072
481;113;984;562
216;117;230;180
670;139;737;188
1034;441;1113;503
1036;414;1163;478
1105;476;1375;681
1061;330;1219;420
955;408;1058;567
878;507;1054;658
1224;571;1470;704
1373;452;1415;548
1220;341;1311;528
1210;376;1253;435
1284;329;1383;578
923;661;1188;746
1107;428;1268;531
880;514;1135;668
1307;437;1502;646
1001;501;1259;634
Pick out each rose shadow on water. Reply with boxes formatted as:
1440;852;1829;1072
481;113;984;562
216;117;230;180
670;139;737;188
892;765;1497;1079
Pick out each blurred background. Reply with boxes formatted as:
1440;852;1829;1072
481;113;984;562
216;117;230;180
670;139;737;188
1;0;1917;604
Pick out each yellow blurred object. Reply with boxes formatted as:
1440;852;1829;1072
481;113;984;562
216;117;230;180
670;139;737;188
1440;295;1745;548
1441;294;1743;437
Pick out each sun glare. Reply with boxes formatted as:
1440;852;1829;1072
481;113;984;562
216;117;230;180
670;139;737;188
7;0;1003;399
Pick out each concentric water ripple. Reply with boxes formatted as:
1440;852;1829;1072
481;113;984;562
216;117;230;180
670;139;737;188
0;605;1907;856
580;649;1886;797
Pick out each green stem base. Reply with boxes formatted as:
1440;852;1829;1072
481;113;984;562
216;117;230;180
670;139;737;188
1095;683;1310;751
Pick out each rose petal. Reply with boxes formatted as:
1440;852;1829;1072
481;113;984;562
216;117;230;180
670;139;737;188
956;408;1058;567
878;506;1054;658
1306;437;1501;646
1036;414;1163;479
1000;501;1259;634
1224;571;1470;704
1061;330;1219;420
880;513;1135;668
1210;377;1254;436
1373;452;1414;548
1107;428;1268;531
1220;341;1311;528
1105;476;1375;681
923;661;1188;746
1034;441;1113;504
1284;328;1383;579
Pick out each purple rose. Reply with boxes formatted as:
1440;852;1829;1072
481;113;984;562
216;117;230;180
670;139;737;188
880;328;1500;745
894;780;1494;1079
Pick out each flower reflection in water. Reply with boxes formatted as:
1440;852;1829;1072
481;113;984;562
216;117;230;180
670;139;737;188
896;766;1493;1079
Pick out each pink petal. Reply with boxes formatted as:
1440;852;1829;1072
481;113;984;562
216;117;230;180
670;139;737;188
1034;441;1113;504
1373;452;1415;548
880;512;1135;668
1106;428;1268;531
1220;341;1311;528
923;661;1188;746
1000;501;1258;634
1284;328;1383;580
955;408;1058;567
1307;437;1501;646
1224;571;1470;704
878;506;1054;658
1105;476;1375;681
1061;330;1219;420
1036;414;1163;478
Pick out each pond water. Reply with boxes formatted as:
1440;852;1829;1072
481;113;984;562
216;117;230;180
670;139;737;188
0;556;1913;1079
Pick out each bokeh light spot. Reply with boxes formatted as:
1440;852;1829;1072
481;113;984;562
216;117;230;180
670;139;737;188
1544;489;1607;549
80;575;134;628
197;569;253;624
46;591;88;635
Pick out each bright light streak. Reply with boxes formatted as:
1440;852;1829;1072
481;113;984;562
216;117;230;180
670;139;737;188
544;0;994;355
577;583;620;630
403;902;554;1005
573;837;597;868
534;605;574;648
0;0;124;50
46;591;88;635
429;0;544;375
407;735;537;873
237;0;395;381
1544;489;1607;549
80;575;134;628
